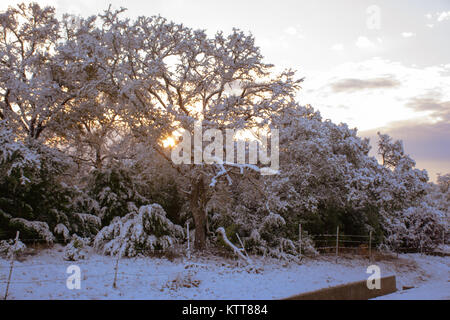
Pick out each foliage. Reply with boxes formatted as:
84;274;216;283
0;239;26;259
93;204;184;257
87;165;148;226
63;234;90;261
0;2;447;258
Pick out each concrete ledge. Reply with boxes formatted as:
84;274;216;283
284;275;397;300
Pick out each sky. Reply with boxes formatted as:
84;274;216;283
2;0;449;180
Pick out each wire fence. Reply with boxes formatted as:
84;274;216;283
1;226;447;299
0;246;198;300
0;232;193;299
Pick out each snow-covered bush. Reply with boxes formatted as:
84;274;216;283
88;166;148;226
93;204;184;257
0;121;83;241
0;239;26;259
8;218;55;243
71;213;102;238
259;213;286;245
244;221;316;259
0;121;41;185
384;203;445;252
63;235;90;261
374;133;446;252
428;173;450;240
54;224;71;242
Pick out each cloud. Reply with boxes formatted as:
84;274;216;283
316;61;450;180
331;43;344;51
425;11;450;23
284;26;305;39
401;32;416;38
360;119;450;180
437;11;450;22
300;58;450;131
406;96;450;121
329;76;400;92
284;26;297;36
355;36;376;49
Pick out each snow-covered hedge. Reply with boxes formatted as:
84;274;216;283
72;213;102;238
54;224;71;242
384;203;445;252
93;204;184;257
63;235;90;261
8;218;55;243
0;239;26;259
245;215;317;259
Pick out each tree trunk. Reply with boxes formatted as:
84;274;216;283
190;175;207;251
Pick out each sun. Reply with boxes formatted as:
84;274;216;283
162;136;176;148
161;129;183;148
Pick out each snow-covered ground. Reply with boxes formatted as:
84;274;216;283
374;253;449;300
0;246;448;300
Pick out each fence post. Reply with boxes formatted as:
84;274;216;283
236;233;249;260
369;231;372;262
335;226;339;263
187;222;191;260
299;224;302;256
113;250;121;289
4;231;19;300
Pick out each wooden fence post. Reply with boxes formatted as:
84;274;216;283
236;233;249;260
113;249;122;289
4;231;19;300
187;222;191;260
299;224;302;256
335;226;339;263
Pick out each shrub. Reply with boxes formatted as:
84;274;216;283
93;204;184;257
384;203;445;252
63;234;90;261
0;239;26;259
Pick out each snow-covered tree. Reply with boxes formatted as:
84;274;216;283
68;8;303;250
430;173;450;217
0;3;75;140
384;202;445;252
49;12;131;171
374;132;444;251
1;3;445;258
93;204;184;257
0;120;100;241
87;164;148;226
265;105;384;237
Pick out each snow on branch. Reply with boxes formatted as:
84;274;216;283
216;227;252;264
208;156;262;187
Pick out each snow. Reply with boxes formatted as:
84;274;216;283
1;248;448;300
374;254;450;300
